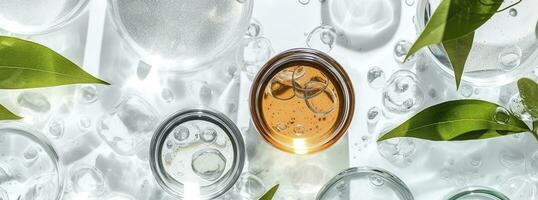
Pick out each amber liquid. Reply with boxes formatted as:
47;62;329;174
259;62;344;153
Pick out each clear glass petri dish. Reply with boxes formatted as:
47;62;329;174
446;187;510;200
0;0;89;35
149;108;245;200
316;167;414;200
250;48;355;154
416;0;538;86
0;123;64;200
108;0;253;72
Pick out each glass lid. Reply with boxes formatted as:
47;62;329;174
446;187;510;200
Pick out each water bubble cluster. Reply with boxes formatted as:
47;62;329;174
306;25;337;53
382;70;424;113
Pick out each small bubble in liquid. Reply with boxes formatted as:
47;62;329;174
293;124;306;136
48;119;64;139
306;25;337;53
494;107;510;124
369;175;384;187
201;128;217;143
191;148;226;181
498;46;522;71
367;67;386;89
405;0;415;6
459;84;473;98
273;122;287;132
509;8;518;17
246;19;263;37
161;88;174;103
79;85;98;104
393;40;415;64
173;126;190;142
298;0;310;5
166;140;174;149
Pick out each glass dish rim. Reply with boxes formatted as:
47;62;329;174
148;107;245;200
445;186;510;200
107;0;253;73
0;0;89;35
0;122;65;200
315;166;415;200
414;0;537;87
249;48;355;154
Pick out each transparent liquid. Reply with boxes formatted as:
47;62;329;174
161;120;234;187
0;0;85;34
111;0;252;70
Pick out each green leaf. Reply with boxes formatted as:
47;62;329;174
442;32;474;88
0;104;21;120
518;78;538;119
378;100;530;142
0;36;109;89
259;184;279;200
535;20;538;39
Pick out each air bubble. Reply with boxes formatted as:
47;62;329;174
367;67;386;89
48;119;64;139
459;84;473;98
298;0;310;5
369;175;384;187
78;85;98;104
498;46;522;71
393;40;415;64
173;126;190;143
509;8;518;17
201;128;217;143
306;25;337;52
191;148;226;181
246;19;263;37
494;107;510;124
382;70;424;113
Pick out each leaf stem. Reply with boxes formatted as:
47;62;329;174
497;0;522;12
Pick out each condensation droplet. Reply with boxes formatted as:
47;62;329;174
367;67;386;89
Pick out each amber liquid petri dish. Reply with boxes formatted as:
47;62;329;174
250;48;354;154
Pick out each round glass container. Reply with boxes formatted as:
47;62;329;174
446;187;510;200
316;167;414;200
0;0;88;35
149;108;245;200
0;123;64;200
416;0;538;86
109;0;253;72
250;48;354;154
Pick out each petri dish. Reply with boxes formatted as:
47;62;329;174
0;0;89;35
0;123;64;200
316;167;414;200
416;0;538;86
149;108;245;200
446;187;510;200
109;0;253;72
250;48;354;154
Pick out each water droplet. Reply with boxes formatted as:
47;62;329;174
428;88;438;99
79;85;98;104
498;46;522;71
405;0;415;6
494;107;510;124
17;92;51;113
23;146;39;167
459;84;473;98
137;60;152;80
79;116;92;131
173;126;190;142
161;88;174;103
367;67;386;89
70;166;106;197
394;40;415;64
470;156;482;167
246;19;263;37
509;94;531;121
48;119;64;139
306;25;337;52
201;128;217;143
239;37;273;78
367;107;380;124
298;0;310;5
377;138;416;167
191;148;226;181
166;140;174;149
382;70;424;113
509;8;518;17
500;149;525;169
369;175;384;187
235;173;266;199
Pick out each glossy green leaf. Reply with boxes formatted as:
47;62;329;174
518;78;538;119
0;104;21;120
0;36;109;89
259;184;279;200
442;32;474;88
378;100;530;142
